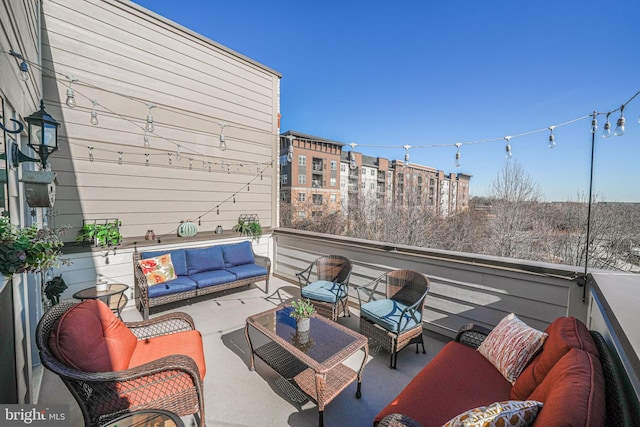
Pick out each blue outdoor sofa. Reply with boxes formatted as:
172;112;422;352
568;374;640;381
133;241;270;319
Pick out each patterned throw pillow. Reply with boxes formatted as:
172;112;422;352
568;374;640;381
138;253;177;286
478;313;548;384
442;400;543;427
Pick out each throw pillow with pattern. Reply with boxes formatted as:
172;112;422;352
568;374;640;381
442;400;543;427
138;253;177;286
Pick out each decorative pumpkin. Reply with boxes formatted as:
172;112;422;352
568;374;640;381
177;221;198;237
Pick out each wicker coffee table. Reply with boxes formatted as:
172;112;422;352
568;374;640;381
245;305;368;427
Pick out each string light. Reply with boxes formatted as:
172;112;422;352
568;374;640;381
189;158;193;170
118;151;123;165
65;76;78;108
145;103;155;133
217;206;220;215
602;113;612;138
403;144;411;166
548;126;556;148
90;100;99;125
504;136;512;159
168;152;173;165
233;194;236;203
176;144;182;161
591;112;598;134
145;153;150;166
9;50;29;81
143;131;150;148
208;162;212;172
614;105;625;136
219;123;227;151
349;142;358;170
88;146;94;162
454;142;462;168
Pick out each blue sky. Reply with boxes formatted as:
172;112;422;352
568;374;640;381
133;1;640;202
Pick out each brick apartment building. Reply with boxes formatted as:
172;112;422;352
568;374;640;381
279;131;471;220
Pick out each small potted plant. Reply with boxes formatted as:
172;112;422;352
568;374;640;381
233;214;262;242
290;298;315;333
77;219;122;248
44;275;67;306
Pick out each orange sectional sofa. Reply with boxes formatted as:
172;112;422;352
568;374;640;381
374;316;633;427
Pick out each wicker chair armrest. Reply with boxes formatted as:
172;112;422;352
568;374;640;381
377;413;423;427
295;262;315;288
126;312;196;339
253;253;271;274
353;274;386;306
396;288;429;331
455;323;492;349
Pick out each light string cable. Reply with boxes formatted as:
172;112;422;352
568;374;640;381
13;55;276;168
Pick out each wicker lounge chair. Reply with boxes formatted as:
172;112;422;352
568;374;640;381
355;269;430;368
35;300;206;427
296;255;353;321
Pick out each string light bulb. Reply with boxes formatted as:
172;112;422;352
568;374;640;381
65;76;78;108
145;103;155;133
9;50;29;81
117;151;123;165
454;143;462;167
90;100;99;125
88;146;94;162
208;162;212;172
176;144;182;161
602;113;612;138
548;126;556;148
145;153;150;166
189;158;193;170
504;136;513;159
403;145;411;166
349;142;358;170
168;153;173;165
591;112;598;134
143;131;150;148
286;135;294;163
219;123;227;151
614;105;625;136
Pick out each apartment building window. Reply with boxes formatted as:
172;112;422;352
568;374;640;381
370;183;375;190
312;194;323;205
330;177;336;186
298;155;306;166
330;194;336;202
298;174;306;184
340;164;346;172
298;211;305;219
370;169;375;176
361;182;366;189
298;193;306;202
281;174;288;184
362;168;366;176
330;160;337;170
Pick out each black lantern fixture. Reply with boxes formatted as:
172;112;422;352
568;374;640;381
25;100;60;167
0;100;60;168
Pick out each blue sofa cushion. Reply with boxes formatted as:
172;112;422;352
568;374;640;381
222;241;255;267
360;299;420;333
147;276;197;298
191;270;237;288
301;280;346;304
141;249;188;277
186;246;225;275
226;263;268;280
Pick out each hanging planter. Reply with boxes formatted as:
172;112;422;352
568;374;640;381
177;221;198;237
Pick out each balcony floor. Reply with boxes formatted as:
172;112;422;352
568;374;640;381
38;276;448;426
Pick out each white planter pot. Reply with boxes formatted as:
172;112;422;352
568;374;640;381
297;317;310;333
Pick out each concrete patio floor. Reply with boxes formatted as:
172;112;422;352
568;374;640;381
37;276;448;426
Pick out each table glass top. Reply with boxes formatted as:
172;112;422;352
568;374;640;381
249;306;360;364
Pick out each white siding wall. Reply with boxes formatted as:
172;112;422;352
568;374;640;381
42;0;280;240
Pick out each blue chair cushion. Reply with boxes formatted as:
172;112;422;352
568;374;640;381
301;280;346;304
222;241;255;267
191;269;237;288
147;276;197;298
141;249;188;277
226;263;268;280
186;246;225;275
360;299;420;333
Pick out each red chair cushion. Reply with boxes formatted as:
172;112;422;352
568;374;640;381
129;329;207;380
49;300;137;372
374;341;512;427
529;347;605;427
511;316;598;400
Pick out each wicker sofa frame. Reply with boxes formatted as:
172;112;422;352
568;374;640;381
35;301;205;427
133;245;271;319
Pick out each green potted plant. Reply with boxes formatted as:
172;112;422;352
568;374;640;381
290;298;315;332
0;216;69;277
77;219;122;248
232;218;262;241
